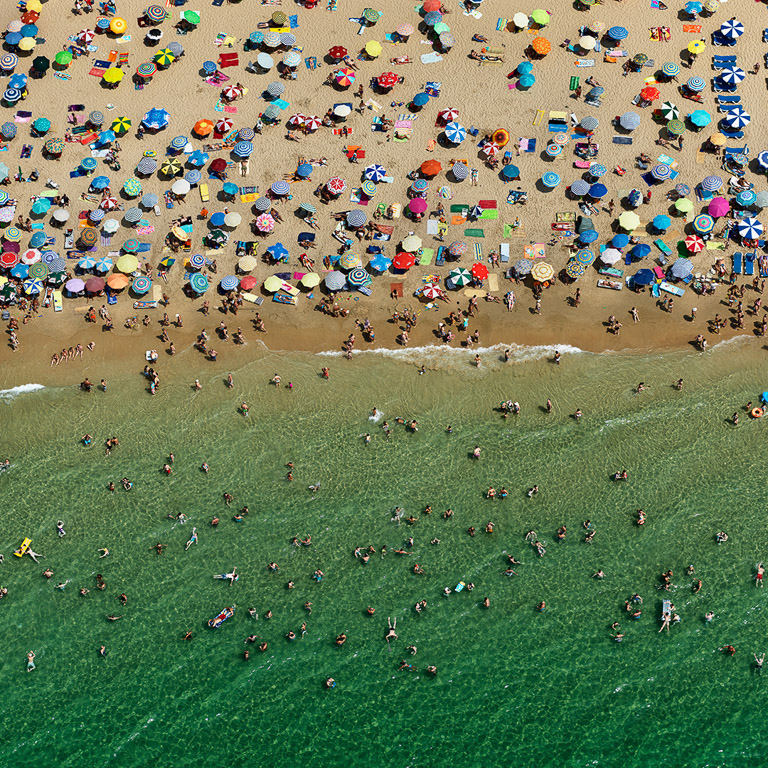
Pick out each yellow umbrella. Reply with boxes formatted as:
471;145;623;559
365;40;382;58
238;254;257;272
618;211;640;231
709;132;726;146
675;198;693;213
103;67;123;83
401;234;422;252
531;262;555;282
300;272;320;288
116;254;139;273
171;226;189;241
263;275;284;293
18;37;36;51
26;0;43;11
688;40;706;54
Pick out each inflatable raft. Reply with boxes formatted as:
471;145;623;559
208;605;235;628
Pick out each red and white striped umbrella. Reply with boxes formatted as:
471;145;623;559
222;85;242;101
422;283;442;300
100;196;119;210
326;177;347;194
303;115;321;132
437;107;459;123
214;117;233;134
21;248;41;265
288;113;305;127
77;29;95;43
684;233;705;253
482;143;500;158
377;71;399;89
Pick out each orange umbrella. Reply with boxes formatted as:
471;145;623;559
420;159;442;176
532;37;551;55
193;119;213;136
335;67;356;87
640;86;660;101
106;273;130;289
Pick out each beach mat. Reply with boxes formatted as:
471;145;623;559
451;215;467;225
487;274;499;292
464;228;485;237
418;248;434;266
479;210;498;220
390;282;403;297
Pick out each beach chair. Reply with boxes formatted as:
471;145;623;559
719;128;744;140
712;55;737;69
712;78;737;93
732;251;743;274
745;252;755;275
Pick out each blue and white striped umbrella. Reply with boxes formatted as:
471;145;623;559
346;209;367;228
141;193;159;208
364;164;386;182
580;116;599;131
686;76;706;92
170;135;188;150
589;163;607;178
701;175;723;192
41;250;58;265
662;62;679;77
719;65;746;85
737;217;763;240
78;255;96;270
189;253;206;269
280;33;297;47
185;170;202;185
619;111;641;130
3;88;22;103
49;257;66;273
736;190;757;207
452;162;469;180
651;164;671;181
545;143;562;157
271;180;290;196
124;207;143;222
89;209;105;222
137;158;157;174
23;278;43;294
724;107;750;129
571;179;590;196
608;26;628;40
238;128;255;141
719;19;744;39
756;151;768;170
541;172;561;188
233;141;253;158
253;196;271;211
94;256;113;272
444;121;466;144
670;258;693;279
220;275;239;291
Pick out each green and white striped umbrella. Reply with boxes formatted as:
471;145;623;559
448;267;471;286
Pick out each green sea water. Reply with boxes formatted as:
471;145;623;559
1;338;767;768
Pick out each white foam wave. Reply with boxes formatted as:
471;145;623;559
316;343;586;366
708;334;752;353
0;383;44;401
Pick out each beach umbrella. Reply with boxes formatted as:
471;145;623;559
8;74;26;91
347;267;371;288
146;4;167;22
652;214;671;232
686;76;706;92
122;178;142;200
412;93;430;108
633;269;654;285
89;209;106;224
666;119;686;137
326;177;347;195
32;56;49;74
347;210;367;228
256;53;274;71
579;230;599;244
736;190;757;207
90;175;111;191
143;108;170;130
0;251;18;268
408;198;428;214
84;275;106;294
187;150;209;167
723;107;750;129
448;238;469;256
79;228;99;247
684;234;705;253
181;9;200;24
328;46;348;60
531;37;551;55
755;192;768;209
693;214;715;233
396;23;414;38
627;189;642;208
122;238;140;253
117;254;139;273
685;1;702;13
93;256;114;272
689;110;711;128
471;263;488;280
369;255;391;272
659;102;679;121
271;180;290;196
233;141;253;158
304;116;322;132
134;63;157;81
662;62;679;77
514;259;533;275
255;213;275;232
619;211;640;231
189;273;209;294
453;162;469;181
6;20;21;33
704;0;719;10
365;40;383;59
608;26;628;40
444;122;466;144
720;19;743;38
170;135;188;151
0;123;16;140
287;113;306;128
565;261;586;279
633;53;648;68
437;107;459;124
651;164;672;181
171;180;190;197
675;198;693;213
580;116;599;132
237;255;257;273
629;244;651;260
237;128;255;142
253;197;271;212
136;158;157;175
411;179;429;194
737;217;763;240
185;170;202;185
189;253;206;269
24;278;43;294
10;264;28;279
298;202;317;215
21;248;41;265
541;172;561;188
80;158;98;173
43;138;63;157
439;32;455;49
4;227;22;242
619;112;641;131
335;68;355;87
579;36;596;51
132;276;152;295
708;197;730;217
570;179;590;196
239;275;258;291
640;87;659;102
103;68;123;85
338;253;362;270
0;54;18;71
757;152;768;171
283;51;301;68
401;235;422;252
105;273;130;290
124;208;143;226
531;262;555;282
482;143;500;158
545;144;562;158
688;40;706;54
574;249;595;266
364;164;386;182
393;252;416;270
54;51;73;68
518;74;536;89
611;234;629;249
266;81;285;98
65;277;86;294
214;117;233;135
32;199;51;216
719;65;745;85
3;88;22;104
18;37;36;52
100;197;119;211
588;183;607;199
671;258;694;280
154;48;175;68
701;175;723;192
325;271;346;291
52;208;70;225
139;193;159;209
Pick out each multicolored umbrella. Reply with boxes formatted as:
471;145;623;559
736;190;757;207
190;273;209;293
666;119;686;136
565;261;586;279
335;68;356;87
662;62;679;77
693;214;715;234
531;262;555;282
347;267;371;287
651;164;672;181
255;213;275;232
339;252;361;270
364;164;386;182
132;276;152;294
686;76;706;92
575;249;595;265
326;177;347;195
684;233;705;252
23;278;43;294
123;178;142;196
541;172;561;188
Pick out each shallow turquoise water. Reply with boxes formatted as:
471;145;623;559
1;339;767;767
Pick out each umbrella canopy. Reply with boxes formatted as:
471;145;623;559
65;277;85;293
545;143;562;158
444;122;466;144
633;269;655;285
132;276;152;295
579;230;599;244
324;271;347;291
685;1;702;12
106;273;130;289
347;267;371;287
453;162;469;181
619;112;641;131
651;164;672;181
449;267;472;287
719;19;743;38
580;116;599;132
619;211;640;230
253;196;271;212
393;252;416;270
0;54;18;71
719;65;746;85
736;190;757;207
79;229;98;246
255;213;275;232
675;198;694;213
670;258;694;279
627;189;643;208
0;251;18;268
401;235;422;252
541;172;561;188
365;41;382;58
666;119;686;136
660;102;679;121
629;244;651;260
652;214;671;231
693;214;715;233
688;40;706;54
408;198;427;214
141;193;159;208
531;262;555;282
565;261;586;279
338;252;362;270
263;275;284;293
514;259;533;275
574;249;595;266
723;107;750;129
471;263;488;280
90;175;110;190
346;210;367;228
0;123;16;140
640;87;660;102
239;275;258;291
531;37;551;55
686;76;706;92
369;255;391;272
708;197;730;217
28;262;48;280
137;158;157;175
328;45;348;60
737;217;763;240
219;276;239;292
271;180;290;196
755;191;768;209
608;26;628;40
601;248;623;265
689;110;711;127
662;62;679;77
420;160;442;177
326;177;347;195
21;248;41;265
684;234;705;253
189;273;209;294
142;108;170;130
364;164;386;182
570;179;590;196
588;183;607;198
237;255;257;272
233;141;253;158
24;278;44;295
701;175;723;192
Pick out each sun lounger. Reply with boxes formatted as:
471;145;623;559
499;243;510;263
597;278;622;291
732;251;742;274
745;252;755;275
660;281;685;296
719;128;744;140
435;247;445;266
711;55;737;69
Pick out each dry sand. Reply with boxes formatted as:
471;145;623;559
0;0;764;386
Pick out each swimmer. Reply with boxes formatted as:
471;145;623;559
755;653;765;670
54;580;70;590
757;562;764;587
98;548;109;558
527;485;539;497
406;645;417;655
108;482;115;493
26;651;35;671
259;642;268;652
716;531;729;543
482;597;490;608
705;612;714;622
325;677;335;689
636;382;645;393
536;601;546;611
593;570;605;579
185;527;198;551
99;645;107;658
119;594;128;606
335;633;346;646
83;434;93;446
56;521;66;537
426;665;437;676
385;617;398;642
107;615;122;621
42;568;53;579
472;445;481;459
27;548;44;563
240;403;249;416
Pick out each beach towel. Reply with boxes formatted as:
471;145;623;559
435;247;445;266
390;282;403;297
574;59;595;67
464;228;485;238
479;210;498;220
474;243;482;261
426;220;439;235
451;215;466;225
682;25;701;33
418;248;434;266
478;200;497;209
613;136;633;144
289;14;298;28
420;53;443;64
89;68;106;77
500;243;510;262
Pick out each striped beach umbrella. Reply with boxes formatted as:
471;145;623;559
141;193;159;208
89;209;105;223
137;157;157;175
580;116;599;131
335;68;356;87
327;177;347;195
666;119;686;136
94;256;113;272
0;251;18;268
21;249;41;265
283;51;301;68
280;32;297;46
170;135;188;151
78;254;97;270
3;89;22;103
238;128;255;141
662;62;679;77
736;190;757;207
124;207;143;223
671;259;693;280
575;248;595;265
44;138;64;155
299;202;317;215
346;210;367;228
4;227;21;242
660;102;679;120
271;180;290;196
693;214;714;234
185;170;202;185
701;175;723;192
132;276;152;294
303;115;322;132
266;81;285;97
723;107;750;129
619;112;641;131
737;217;763;240
720;19;743;38
361;181;377;197
23;278;43;294
346;267;371;287
684;233;705;252
161;159;183;176
154;48;175;67
570;179;590;196
411;178;429;193
40;249;58;264
651;164;672;181
686;76;706;92
608;26;628;40
338;253;362;270
542;172;561;188
263;31;281;48
146;4;166;22
719;65;745;85
565;261;586;279
444;121;465;144
233;141;253;158
0;54;18;70
287;112;306;127
253;196;271;212
364;164;386;182
448;267;471;286
545;143;562;157
122;239;139;253
220;275;239;291
452;162;469;181
190;273;209;294
215;118;233;135
189;253;206;269
531;262;555;282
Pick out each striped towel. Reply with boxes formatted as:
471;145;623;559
100;234;113;245
496;18;508;31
